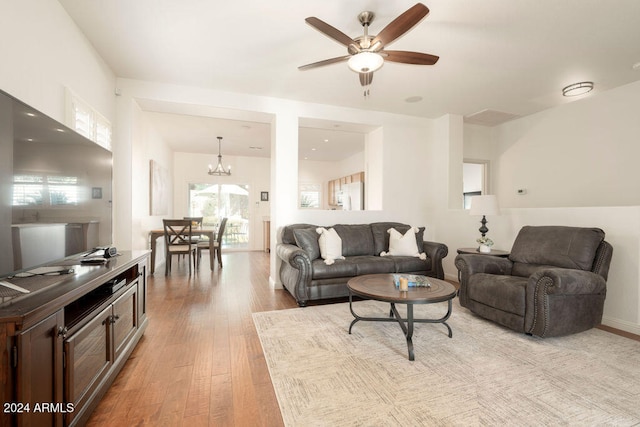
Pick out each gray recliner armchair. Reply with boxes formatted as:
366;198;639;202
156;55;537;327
455;226;613;337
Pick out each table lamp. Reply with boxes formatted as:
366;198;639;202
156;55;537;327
469;195;500;238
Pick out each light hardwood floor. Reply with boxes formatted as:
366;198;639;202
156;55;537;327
87;251;639;426
87;251;297;426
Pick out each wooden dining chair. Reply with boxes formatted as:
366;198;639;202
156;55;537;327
163;219;197;275
183;216;204;242
198;217;228;269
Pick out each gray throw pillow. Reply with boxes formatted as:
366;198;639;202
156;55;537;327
293;228;321;260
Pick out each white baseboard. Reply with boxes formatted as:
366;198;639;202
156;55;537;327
269;275;282;289
601;316;640;336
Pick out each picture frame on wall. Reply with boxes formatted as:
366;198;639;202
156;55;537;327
150;159;169;215
261;191;269;202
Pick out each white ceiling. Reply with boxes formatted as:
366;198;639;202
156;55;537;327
58;0;640;159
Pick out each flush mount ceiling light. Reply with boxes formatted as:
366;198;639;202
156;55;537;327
347;52;384;73
562;81;594;97
207;136;231;176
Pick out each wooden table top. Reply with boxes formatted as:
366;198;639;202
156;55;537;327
347;274;457;304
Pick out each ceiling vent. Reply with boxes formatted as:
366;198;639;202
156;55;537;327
464;109;520;127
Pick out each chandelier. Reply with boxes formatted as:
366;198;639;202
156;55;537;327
208;136;231;176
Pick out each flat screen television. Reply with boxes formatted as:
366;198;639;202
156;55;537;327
0;89;113;279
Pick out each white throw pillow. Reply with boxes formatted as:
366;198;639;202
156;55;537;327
381;227;426;259
316;227;345;265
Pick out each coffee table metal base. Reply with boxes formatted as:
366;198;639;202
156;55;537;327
348;292;453;361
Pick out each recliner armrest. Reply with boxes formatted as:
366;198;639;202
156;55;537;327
527;268;606;297
526;268;607;337
455;254;513;306
455;254;513;277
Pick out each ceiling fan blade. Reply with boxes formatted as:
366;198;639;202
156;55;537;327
383;50;439;65
305;17;357;47
298;56;351;71
359;72;374;87
370;3;429;50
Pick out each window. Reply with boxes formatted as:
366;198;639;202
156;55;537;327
66;88;112;150
299;183;321;209
13;174;79;207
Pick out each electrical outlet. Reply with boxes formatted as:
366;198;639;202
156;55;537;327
517;189;527;195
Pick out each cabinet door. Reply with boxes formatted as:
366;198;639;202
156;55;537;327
64;305;112;425
112;284;137;361
328;180;335;205
16;310;64;427
136;266;147;325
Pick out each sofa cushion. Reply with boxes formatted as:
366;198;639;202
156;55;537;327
346;256;396;275
293;228;320;260
509;226;605;271
282;223;317;245
391;256;431;273
468;273;528;316
333;224;375;256
312;258;357;279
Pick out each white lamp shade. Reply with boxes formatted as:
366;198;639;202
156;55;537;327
348;52;384;73
469;195;499;216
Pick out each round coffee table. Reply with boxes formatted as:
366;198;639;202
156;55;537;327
347;274;457;361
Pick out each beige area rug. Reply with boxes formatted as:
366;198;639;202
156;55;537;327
253;299;640;426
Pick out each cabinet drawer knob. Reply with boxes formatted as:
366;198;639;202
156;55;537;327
57;326;68;339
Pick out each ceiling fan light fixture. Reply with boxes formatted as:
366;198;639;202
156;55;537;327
562;81;594;97
348;52;384;73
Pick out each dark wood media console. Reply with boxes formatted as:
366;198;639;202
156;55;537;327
0;251;149;426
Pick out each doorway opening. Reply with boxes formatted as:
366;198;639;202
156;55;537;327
188;183;249;249
463;160;489;209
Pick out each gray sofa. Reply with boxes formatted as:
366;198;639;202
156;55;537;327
455;226;613;337
276;222;448;306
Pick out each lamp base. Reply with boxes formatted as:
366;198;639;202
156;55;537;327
478;215;488;237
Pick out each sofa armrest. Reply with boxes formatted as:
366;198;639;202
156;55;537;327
276;243;313;306
422;241;449;279
455;254;513;306
526;268;607;337
276;243;310;268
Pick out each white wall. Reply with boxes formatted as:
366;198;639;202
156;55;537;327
0;1;115;130
494;81;640;208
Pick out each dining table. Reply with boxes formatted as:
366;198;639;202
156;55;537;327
148;227;217;274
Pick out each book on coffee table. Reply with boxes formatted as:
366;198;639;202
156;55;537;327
392;274;431;288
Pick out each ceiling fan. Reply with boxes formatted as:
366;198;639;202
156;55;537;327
299;3;439;98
